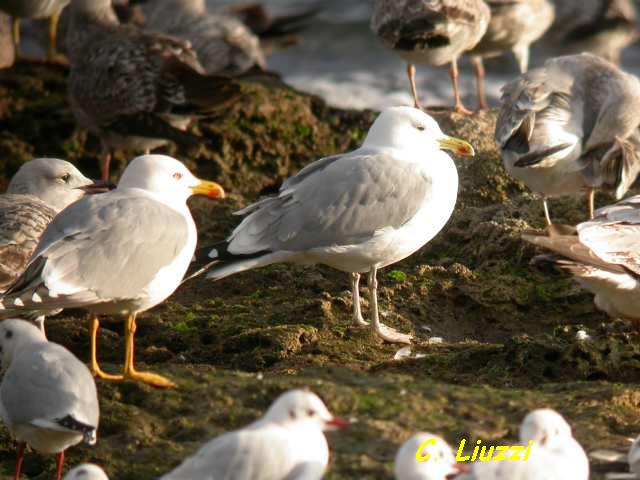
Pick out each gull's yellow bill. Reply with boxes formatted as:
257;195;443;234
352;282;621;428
438;135;475;157
191;179;226;199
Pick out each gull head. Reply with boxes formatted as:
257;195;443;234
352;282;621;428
8;158;100;213
363;106;474;158
63;464;109;480
0;319;47;371
263;389;348;431
117;155;225;205
394;433;465;480
519;409;572;449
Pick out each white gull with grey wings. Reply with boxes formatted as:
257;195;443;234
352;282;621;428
202;106;474;344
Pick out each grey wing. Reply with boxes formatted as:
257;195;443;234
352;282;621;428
1;344;98;429
3;193;190;309
161;429;286;480
228;152;430;253
0;195;56;292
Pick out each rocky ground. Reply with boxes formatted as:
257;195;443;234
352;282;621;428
0;61;639;479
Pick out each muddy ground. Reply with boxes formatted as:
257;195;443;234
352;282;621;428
0;61;639;479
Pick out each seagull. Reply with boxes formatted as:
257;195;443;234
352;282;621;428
63;464;109;480
198;106;474;344
546;0;637;65
65;0;242;181
160;389;346;480
0;154;226;388
0;158;105;332
0;0;69;60
394;432;467;480
629;436;640;477
467;0;555;109
141;0;267;75
371;0;490;114
495;53;640;225
0;319;99;480
523;195;640;324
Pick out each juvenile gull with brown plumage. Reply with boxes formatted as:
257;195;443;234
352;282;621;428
371;0;490;114
66;0;241;181
495;53;640;224
467;0;555;109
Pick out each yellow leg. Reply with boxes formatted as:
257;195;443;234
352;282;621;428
587;188;595;219
47;11;61;61
90;315;123;381
12;18;19;56
122;314;176;388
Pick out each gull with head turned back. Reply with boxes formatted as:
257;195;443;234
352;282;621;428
199;106;474;344
0;155;225;388
63;464;109;480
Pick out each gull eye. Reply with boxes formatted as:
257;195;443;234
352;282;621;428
415;125;426;131
307;409;315;417
5;330;12;339
60;173;71;183
173;172;183;180
289;409;296;420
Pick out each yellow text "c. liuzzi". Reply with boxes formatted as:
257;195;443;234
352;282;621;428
415;439;534;462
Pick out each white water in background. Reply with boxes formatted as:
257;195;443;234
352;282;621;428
209;0;640;111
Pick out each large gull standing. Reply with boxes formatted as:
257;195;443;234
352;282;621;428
0;155;225;388
200;107;474;344
523;195;640;325
161;389;346;480
66;0;242;181
0;158;104;331
0;0;69;59
0;319;99;480
371;0;490;114
467;0;555;109
495;53;640;225
141;0;266;75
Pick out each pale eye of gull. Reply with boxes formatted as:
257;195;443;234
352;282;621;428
415;125;425;131
60;173;71;183
173;172;183;180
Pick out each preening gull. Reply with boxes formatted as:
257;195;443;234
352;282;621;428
0;158;105;332
63;464;109;480
142;0;266;75
523;195;640;324
371;0;490;114
0;155;226;388
495;53;640;224
200;107;474;344
0;0;69;59
66;0;242;180
394;432;467;480
161;389;347;480
545;0;637;65
467;0;555;109
0;319;99;480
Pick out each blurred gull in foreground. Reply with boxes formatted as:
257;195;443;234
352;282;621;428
394;432;467;480
496;53;640;224
161;389;346;480
198;107;474;344
523;195;640;325
0;155;225;388
0;319;99;480
0;158;104;332
467;0;555;109
371;0;490;113
63;464;109;480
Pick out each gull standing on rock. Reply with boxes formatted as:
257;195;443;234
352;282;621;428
0;319;99;480
467;0;555;109
63;464;109;480
0;155;226;388
0;0;69;59
0;159;105;332
523;195;640;325
66;0;242;181
161;389;346;480
199;107;474;344
495;53;640;225
371;0;490;114
142;0;267;75
394;432;467;480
